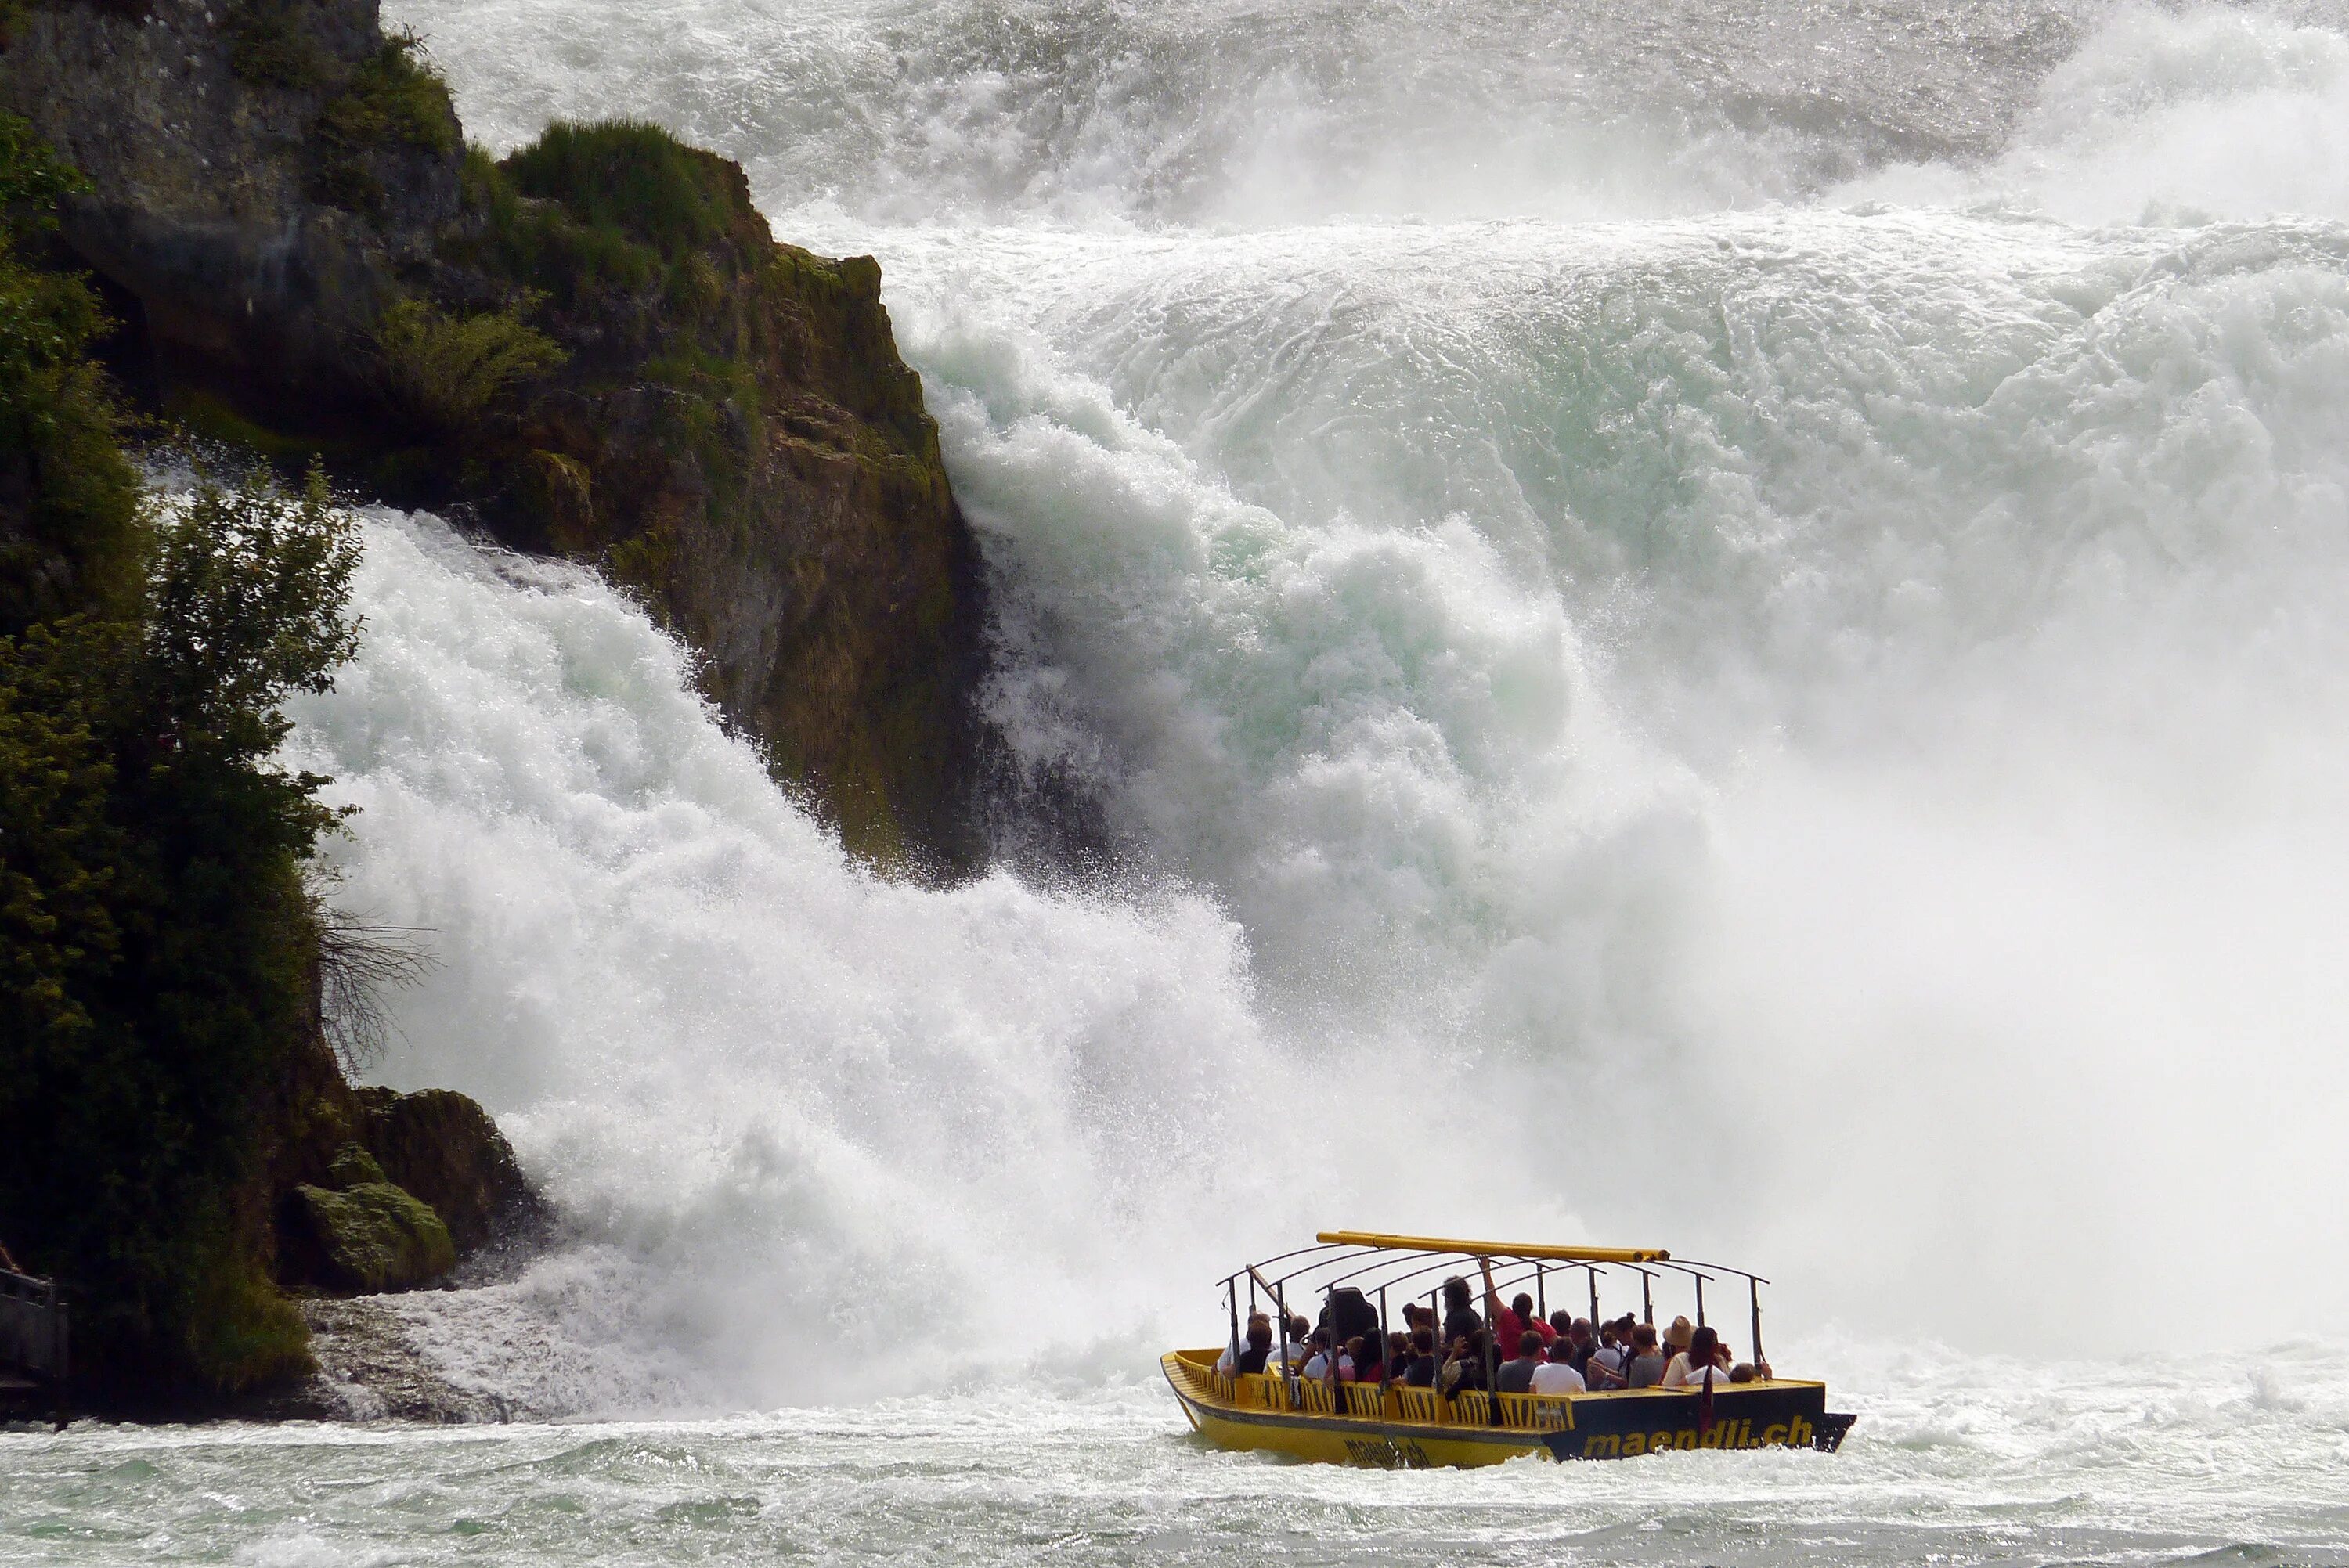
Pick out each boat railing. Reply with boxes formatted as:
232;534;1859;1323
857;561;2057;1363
1181;1353;1623;1436
0;1265;68;1428
1499;1393;1574;1431
1392;1386;1442;1423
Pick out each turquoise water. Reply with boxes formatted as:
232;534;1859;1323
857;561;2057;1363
9;1340;2349;1564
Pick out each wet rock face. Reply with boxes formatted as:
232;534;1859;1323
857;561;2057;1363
355;1087;540;1255
284;1180;457;1293
265;1041;542;1299
0;0;462;409
0;3;994;867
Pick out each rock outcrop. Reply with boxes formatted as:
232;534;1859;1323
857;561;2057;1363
353;1086;539;1255
261;1033;541;1298
284;1173;457;1294
0;0;989;866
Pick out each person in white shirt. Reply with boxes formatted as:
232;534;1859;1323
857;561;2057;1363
1301;1328;1352;1380
1529;1339;1586;1395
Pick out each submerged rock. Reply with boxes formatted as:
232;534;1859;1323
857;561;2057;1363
286;1181;457;1294
281;1297;508;1422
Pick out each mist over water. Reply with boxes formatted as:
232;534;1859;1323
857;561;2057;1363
266;0;2349;1414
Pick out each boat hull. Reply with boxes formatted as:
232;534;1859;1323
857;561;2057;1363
1162;1351;1856;1467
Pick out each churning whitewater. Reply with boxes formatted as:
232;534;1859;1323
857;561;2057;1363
14;0;2349;1562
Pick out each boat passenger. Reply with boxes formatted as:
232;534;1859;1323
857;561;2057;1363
1729;1363;1756;1384
1302;1328;1353;1382
1549;1309;1574;1341
1496;1330;1545;1393
1626;1324;1668;1388
1442;1329;1491;1393
1217;1314;1276;1376
1276;1315;1310;1372
1344;1336;1378;1382
1532;1336;1587;1394
1441;1278;1482;1346
1564;1317;1597;1376
1583;1321;1627;1389
1402;1328;1438;1387
1664;1324;1726;1388
1513;1294;1558;1346
1474;1261;1546;1353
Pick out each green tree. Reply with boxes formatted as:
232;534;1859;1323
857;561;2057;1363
0;468;361;1393
0;118;373;1395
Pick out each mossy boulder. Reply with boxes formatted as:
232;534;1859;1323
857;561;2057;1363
286;1181;456;1294
355;1086;540;1253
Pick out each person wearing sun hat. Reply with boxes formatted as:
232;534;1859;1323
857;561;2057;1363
1662;1317;1701;1386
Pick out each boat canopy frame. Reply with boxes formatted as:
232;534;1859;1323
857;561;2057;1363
1215;1230;1773;1373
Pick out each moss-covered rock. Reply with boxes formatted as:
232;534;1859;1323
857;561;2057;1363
355;1087;539;1254
285;1180;456;1294
325;1141;386;1188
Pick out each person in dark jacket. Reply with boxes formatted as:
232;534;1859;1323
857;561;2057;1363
1441;1278;1482;1346
1216;1314;1276;1375
1402;1328;1439;1387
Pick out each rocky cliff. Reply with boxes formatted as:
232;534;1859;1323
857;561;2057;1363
0;0;987;866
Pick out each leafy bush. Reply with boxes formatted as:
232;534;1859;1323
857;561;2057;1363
145;466;363;758
312;33;457;211
370;297;565;431
0;114;143;634
503;119;742;258
0;111;82;223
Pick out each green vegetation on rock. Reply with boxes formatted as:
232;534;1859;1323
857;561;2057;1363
0;113;143;633
356;1087;539;1254
371;296;565;432
287;1181;456;1294
312;32;458;211
221;0;330;91
0;115;373;1398
325;1142;387;1188
503;120;740;259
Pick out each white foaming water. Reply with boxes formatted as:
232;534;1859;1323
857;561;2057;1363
280;514;1344;1407
327;0;2349;1368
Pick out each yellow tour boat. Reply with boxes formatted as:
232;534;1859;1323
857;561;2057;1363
1162;1230;1856;1466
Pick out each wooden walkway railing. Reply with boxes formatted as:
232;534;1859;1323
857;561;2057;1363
0;1265;69;1427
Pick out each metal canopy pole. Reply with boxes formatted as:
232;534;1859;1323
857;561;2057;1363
1694;1274;1706;1329
1226;1278;1239;1378
1749;1277;1765;1369
1428;1286;1444;1412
